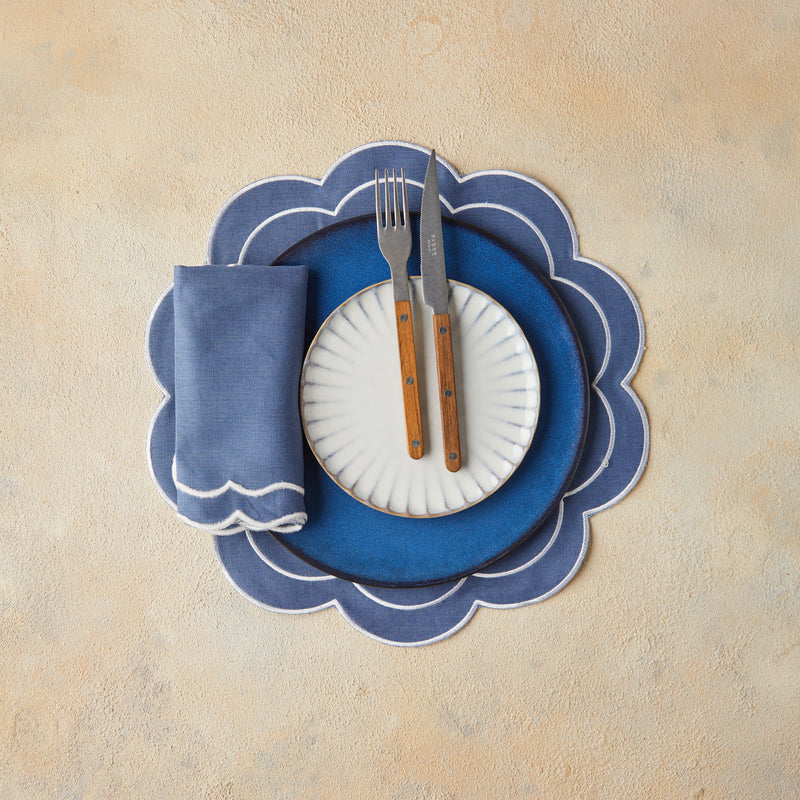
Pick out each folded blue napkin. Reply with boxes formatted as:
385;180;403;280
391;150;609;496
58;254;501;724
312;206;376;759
172;264;308;534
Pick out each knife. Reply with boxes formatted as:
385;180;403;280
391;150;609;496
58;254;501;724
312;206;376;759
420;149;462;472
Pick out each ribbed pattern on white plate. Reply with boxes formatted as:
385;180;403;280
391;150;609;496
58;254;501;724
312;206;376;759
300;279;540;517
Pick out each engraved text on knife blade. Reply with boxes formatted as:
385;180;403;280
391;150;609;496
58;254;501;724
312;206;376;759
425;234;439;259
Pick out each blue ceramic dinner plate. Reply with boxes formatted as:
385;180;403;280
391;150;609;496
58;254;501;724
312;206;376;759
262;214;588;587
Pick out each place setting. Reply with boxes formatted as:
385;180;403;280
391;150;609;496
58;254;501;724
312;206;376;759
146;140;648;646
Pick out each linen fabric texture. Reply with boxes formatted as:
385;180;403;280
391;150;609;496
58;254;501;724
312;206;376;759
172;264;309;534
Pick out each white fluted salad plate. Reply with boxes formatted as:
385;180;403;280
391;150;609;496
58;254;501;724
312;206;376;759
300;277;540;517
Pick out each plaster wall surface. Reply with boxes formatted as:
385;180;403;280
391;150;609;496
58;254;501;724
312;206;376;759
1;1;798;797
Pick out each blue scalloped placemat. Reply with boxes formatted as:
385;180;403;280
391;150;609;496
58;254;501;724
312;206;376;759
146;141;648;645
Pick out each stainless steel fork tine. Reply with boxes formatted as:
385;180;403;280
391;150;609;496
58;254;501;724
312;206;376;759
391;168;399;229
374;169;381;230
383;169;391;227
400;168;409;227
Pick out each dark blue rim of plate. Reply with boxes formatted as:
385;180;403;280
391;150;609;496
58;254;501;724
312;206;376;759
256;213;590;588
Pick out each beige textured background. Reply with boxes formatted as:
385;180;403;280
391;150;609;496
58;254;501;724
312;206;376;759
2;1;799;797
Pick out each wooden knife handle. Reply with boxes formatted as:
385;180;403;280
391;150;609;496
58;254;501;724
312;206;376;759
432;312;461;472
395;301;423;459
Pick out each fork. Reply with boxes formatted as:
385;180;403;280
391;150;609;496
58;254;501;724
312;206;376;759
375;168;424;460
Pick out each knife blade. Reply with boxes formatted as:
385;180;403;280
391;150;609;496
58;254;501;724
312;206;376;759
420;149;461;472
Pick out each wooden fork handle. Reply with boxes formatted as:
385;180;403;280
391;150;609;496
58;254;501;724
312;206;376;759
432;312;461;472
394;301;423;459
